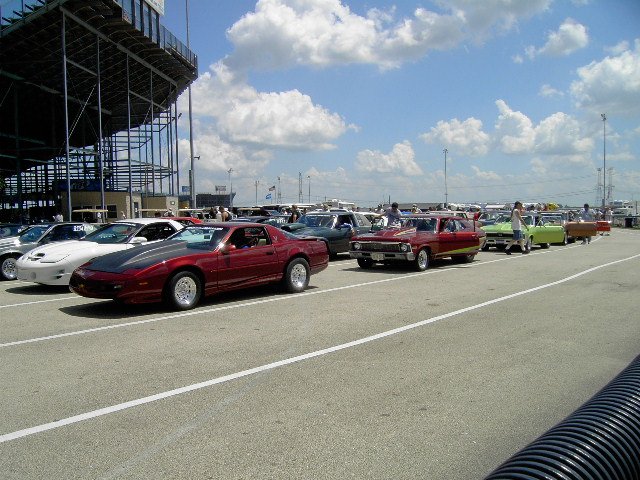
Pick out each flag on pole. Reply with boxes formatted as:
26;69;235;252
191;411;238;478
265;193;272;200
268;185;276;191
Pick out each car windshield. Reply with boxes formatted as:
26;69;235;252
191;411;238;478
18;225;51;242
495;214;517;224
169;226;230;250
542;215;563;224
82;223;139;244
0;225;23;238
479;212;503;220
297;214;336;228
399;217;437;232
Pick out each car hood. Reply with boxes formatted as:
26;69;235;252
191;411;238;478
352;227;427;241
23;240;128;262
291;226;344;238
84;240;200;273
0;236;23;250
281;223;307;232
481;222;513;233
0;241;38;255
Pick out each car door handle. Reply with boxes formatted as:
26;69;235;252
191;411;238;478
265;251;274;255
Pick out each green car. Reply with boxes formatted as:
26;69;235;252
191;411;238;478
481;213;567;251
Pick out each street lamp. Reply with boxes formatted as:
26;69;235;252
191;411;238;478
254;180;259;205
227;168;233;208
307;175;311;203
443;148;448;208
601;113;606;207
186;0;196;209
189;156;200;207
277;176;281;203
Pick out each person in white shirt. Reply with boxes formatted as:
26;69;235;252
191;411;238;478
505;201;529;255
580;203;594;244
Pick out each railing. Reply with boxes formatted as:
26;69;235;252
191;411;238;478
1;0;197;70
112;0;197;68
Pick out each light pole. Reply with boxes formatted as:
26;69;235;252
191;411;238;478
601;113;606;207
189;156;199;207
307;175;311;203
254;180;259;205
227;168;233;208
186;0;196;209
277;176;281;203
443;148;448;208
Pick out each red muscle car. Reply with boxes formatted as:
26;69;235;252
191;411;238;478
69;223;329;310
349;214;486;271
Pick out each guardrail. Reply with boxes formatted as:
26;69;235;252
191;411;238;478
485;355;640;479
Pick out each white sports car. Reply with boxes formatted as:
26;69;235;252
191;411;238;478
16;218;183;286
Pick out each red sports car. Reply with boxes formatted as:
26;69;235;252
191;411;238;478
69;223;329;310
349;214;486;271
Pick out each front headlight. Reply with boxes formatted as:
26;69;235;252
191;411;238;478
39;254;70;263
353;242;361;250
400;243;411;252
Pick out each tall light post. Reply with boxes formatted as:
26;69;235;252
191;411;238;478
601;113;607;207
189;155;199;207
254;180;259;205
186;0;196;208
307;175;311;203
443;148;448;208
227;168;233;208
277;176;281;203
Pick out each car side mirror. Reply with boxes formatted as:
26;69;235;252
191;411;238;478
131;236;147;244
221;243;237;254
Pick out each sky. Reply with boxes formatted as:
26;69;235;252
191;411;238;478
161;0;640;208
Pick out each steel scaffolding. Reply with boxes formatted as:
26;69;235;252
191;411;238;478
0;0;197;220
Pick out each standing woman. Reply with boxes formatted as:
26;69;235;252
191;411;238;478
505;201;529;255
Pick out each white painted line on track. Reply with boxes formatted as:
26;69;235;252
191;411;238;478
0;243;586;347
1;251;638;444
0;296;77;309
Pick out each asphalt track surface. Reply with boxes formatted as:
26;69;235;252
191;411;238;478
1;230;639;479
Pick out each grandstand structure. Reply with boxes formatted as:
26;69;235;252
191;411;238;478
0;0;197;220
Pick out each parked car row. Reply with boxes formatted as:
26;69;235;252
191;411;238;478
2;209;583;312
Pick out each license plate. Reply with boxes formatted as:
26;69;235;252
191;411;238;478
371;253;384;261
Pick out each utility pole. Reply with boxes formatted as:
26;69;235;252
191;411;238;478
227;168;233;208
601;113;606;207
443;148;448;208
307;175;311;203
277;176;281;203
186;0;196;208
298;172;303;203
596;167;602;207
254;180;259;205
